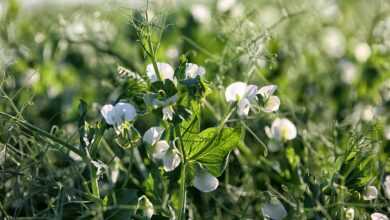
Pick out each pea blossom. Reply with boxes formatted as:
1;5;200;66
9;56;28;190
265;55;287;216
258;85;280;113
384;175;390;199
363;185;378;200
143;127;181;171
265;118;297;142
185;63;206;79
146;62;175;83
225;82;258;116
371;213;389;220
101;102;137;126
261;198;287;220
345;208;355;220
136;195;154;219
225;81;280;117
193;166;219;192
265;118;297;152
162;105;175;121
144;62;179;121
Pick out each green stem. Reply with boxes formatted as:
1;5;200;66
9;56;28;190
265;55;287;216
0;112;102;201
91;168;100;199
175;126;187;220
178;162;187;220
145;9;162;82
0;112;84;157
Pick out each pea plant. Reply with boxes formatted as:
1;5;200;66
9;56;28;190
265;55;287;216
75;9;297;219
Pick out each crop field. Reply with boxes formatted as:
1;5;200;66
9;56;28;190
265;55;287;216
0;0;390;219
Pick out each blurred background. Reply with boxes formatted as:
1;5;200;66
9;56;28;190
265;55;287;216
1;0;390;219
1;0;389;129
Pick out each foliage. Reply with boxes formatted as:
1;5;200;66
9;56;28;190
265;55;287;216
0;0;390;219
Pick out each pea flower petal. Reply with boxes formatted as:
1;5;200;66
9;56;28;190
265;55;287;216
261;198;287;220
162;148;181;172
115;102;137;122
345;208;355;220
384;175;390;199
151;140;170;160
185;63;206;79
146;62;174;82
363;186;378;200
245;84;258;101
267;118;297;141
371;213;389;220
263;95;280;112
237;98;251;117
101;104;119;125
137;195;155;219
258;84;277;99
193;168;219;192
162;106;174;121
225;82;248;102
101;102;137;125
143;127;165;146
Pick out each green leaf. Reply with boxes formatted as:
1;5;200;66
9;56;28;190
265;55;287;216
183;127;240;177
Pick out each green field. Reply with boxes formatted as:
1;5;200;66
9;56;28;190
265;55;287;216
1;0;390;219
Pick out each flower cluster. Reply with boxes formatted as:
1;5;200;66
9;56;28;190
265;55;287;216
225;82;280;117
101;62;219;192
225;81;296;152
100;62;297;201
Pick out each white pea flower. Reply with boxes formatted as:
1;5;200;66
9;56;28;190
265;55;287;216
193;167;219;192
225;82;258;116
101;102;137;126
258;85;280;113
257;85;277;99
144;93;178;122
363;186;378;200
354;42;371;63
142;127;181;171
146;62;175;83
217;0;236;12
384;175;390;199
185;63;206;79
151;140;170;161
191;4;211;24
265;118;297;142
136;195;154;219
225;82;280;116
261;198;287;220
237;97;251;117
384;126;390;140
225;82;251;102
143;127;165;146
361;105;376;122
371;213;389;220
345;207;355;220
263;95;280;113
339;60;358;84
162;106;175;121
162;147;181;172
321;27;346;58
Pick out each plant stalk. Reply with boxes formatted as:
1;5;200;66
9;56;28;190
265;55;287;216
175;126;187;220
178;162;187;220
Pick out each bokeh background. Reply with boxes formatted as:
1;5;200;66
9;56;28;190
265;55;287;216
1;0;390;219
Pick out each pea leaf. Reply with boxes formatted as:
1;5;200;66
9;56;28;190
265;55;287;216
183;127;240;177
